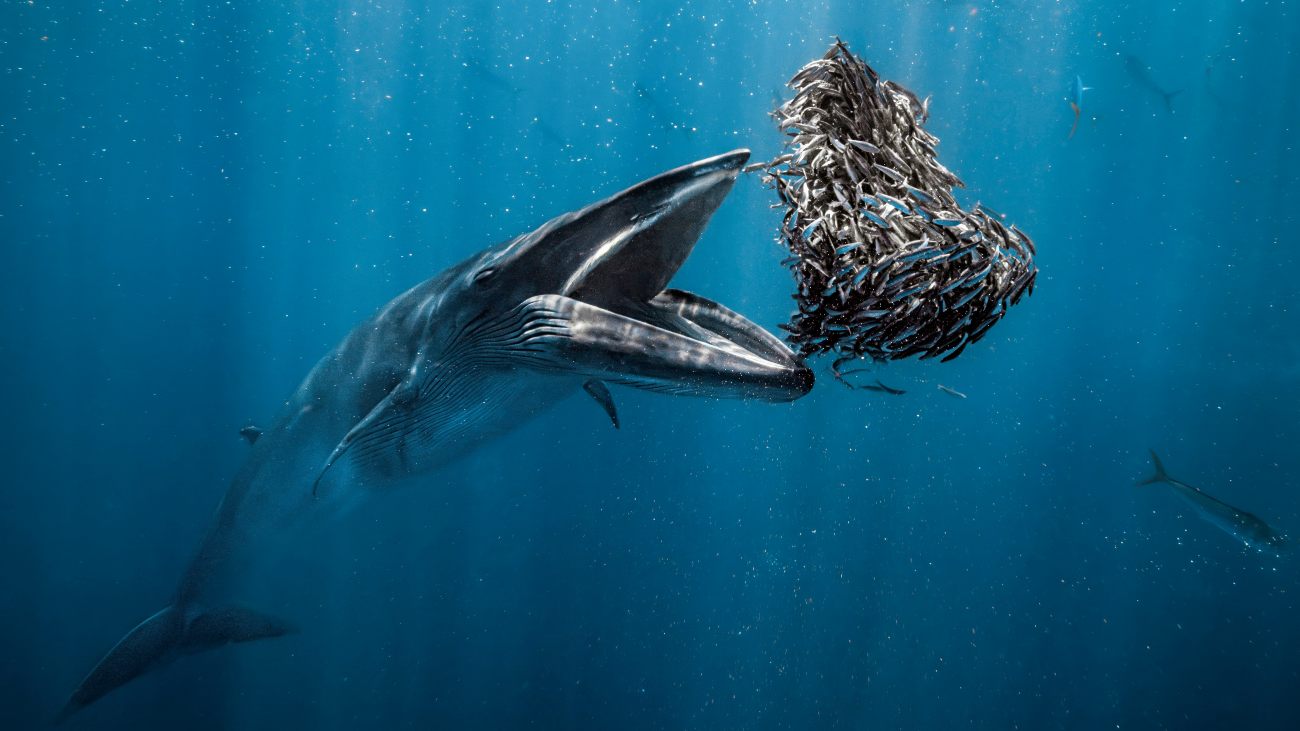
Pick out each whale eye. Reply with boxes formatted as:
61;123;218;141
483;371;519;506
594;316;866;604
472;267;497;286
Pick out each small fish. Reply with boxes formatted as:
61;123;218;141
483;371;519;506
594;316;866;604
894;282;932;300
861;379;906;395
849;139;880;154
884;272;912;290
902;184;934;204
1068;75;1091;139
967;312;1002;343
951;286;982;310
939;339;970;363
833;184;851;208
862;209;890;228
842;152;861;185
937;384;967;399
873;163;905;183
878;193;911;214
851;308;890;321
975;202;1006;220
963;261;994;286
899;247;939;263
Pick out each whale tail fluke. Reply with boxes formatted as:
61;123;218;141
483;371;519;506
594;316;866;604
179;604;296;653
59;604;293;722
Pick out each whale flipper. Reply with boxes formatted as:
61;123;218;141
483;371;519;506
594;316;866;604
582;379;619;429
61;604;291;721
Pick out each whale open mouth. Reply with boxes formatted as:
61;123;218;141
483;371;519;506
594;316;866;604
506;149;815;401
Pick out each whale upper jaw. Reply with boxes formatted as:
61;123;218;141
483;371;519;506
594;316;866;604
491;147;814;400
557;149;756;306
471;148;758;308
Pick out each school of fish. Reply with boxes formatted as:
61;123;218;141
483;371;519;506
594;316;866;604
757;40;1037;369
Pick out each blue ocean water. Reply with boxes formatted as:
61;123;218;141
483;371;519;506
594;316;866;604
2;1;1298;728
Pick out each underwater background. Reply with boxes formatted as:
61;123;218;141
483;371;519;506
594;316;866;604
2;1;1298;728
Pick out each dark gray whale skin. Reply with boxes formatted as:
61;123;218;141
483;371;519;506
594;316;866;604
61;150;813;720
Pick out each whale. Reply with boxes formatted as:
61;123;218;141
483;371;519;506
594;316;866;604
60;149;813;719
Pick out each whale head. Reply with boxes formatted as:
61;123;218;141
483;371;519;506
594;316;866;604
415;148;813;401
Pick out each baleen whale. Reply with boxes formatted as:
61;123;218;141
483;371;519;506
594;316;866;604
62;150;813;719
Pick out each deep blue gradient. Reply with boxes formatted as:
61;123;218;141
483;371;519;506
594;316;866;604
3;1;1298;729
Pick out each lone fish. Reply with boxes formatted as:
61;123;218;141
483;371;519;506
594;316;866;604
1138;450;1287;555
862;379;906;395
1068;75;1091;139
937;384;967;399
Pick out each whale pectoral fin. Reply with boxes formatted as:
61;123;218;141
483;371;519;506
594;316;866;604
312;384;413;497
582;379;620;429
518;294;812;402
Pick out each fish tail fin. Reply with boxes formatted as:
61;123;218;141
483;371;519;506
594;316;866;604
1137;449;1172;487
1068;102;1080;139
60;604;293;721
1163;89;1183;112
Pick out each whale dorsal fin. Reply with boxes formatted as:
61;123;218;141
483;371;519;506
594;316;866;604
239;425;262;445
582;379;619;429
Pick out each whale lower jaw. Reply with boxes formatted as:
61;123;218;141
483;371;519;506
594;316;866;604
508;292;813;401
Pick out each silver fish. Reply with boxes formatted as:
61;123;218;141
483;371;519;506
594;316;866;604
873;163;905;182
849;139;880;154
937;384;967;399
